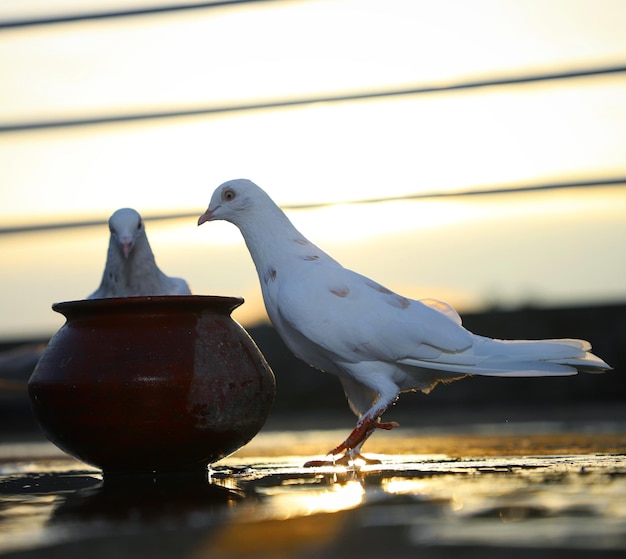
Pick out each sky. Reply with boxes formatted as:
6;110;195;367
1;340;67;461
0;0;625;340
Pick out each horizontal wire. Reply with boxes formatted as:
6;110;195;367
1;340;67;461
2;63;625;134
0;0;279;29
282;178;626;209
2;178;624;236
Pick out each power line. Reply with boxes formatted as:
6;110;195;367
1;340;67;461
283;178;626;209
0;0;279;29
2;63;624;134
2;177;624;236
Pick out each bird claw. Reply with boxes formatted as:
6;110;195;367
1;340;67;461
335;452;382;466
303;418;399;468
376;421;400;431
303;451;382;467
328;418;400;456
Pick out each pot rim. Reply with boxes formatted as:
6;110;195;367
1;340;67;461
52;295;244;317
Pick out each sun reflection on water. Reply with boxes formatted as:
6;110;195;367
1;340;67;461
382;476;430;496
257;479;365;520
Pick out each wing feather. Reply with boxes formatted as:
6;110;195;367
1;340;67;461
274;265;472;367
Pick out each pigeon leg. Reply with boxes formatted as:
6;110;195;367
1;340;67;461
304;381;400;467
333;433;382;465
328;379;401;458
329;414;399;456
303;418;399;467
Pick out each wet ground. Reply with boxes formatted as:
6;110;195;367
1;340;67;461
1;418;625;558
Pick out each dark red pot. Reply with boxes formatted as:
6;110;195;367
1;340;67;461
28;296;275;474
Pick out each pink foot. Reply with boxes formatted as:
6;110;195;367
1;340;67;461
303;451;382;467
303;417;398;468
328;418;399;456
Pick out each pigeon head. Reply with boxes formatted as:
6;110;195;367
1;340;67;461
198;179;271;227
108;208;144;259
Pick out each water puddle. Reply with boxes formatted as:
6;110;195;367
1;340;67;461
1;428;625;557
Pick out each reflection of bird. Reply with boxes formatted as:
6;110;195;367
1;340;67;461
198;179;611;464
89;208;191;299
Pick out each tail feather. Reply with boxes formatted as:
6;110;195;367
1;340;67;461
479;337;588;360
546;355;611;374
399;335;611;377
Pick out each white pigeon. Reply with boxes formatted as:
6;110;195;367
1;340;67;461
198;179;611;464
89;208;191;299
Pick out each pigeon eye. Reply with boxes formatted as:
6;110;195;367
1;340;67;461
137;219;142;230
222;188;236;202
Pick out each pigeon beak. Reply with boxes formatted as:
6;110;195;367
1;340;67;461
121;241;132;258
198;208;215;226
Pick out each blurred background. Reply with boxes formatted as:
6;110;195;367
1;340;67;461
1;0;625;439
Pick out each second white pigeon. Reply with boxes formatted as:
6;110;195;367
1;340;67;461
89;208;191;299
198;179;611;464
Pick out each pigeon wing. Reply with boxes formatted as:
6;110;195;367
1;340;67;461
273;264;472;367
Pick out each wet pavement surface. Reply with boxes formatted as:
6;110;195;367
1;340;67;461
1;422;625;558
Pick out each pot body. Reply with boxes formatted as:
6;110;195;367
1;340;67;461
28;296;275;474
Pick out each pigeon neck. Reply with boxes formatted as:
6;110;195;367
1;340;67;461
237;209;312;269
109;232;160;286
126;233;156;267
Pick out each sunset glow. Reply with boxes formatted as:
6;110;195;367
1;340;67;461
0;0;625;339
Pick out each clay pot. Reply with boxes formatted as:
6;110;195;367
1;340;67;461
28;296;275;475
